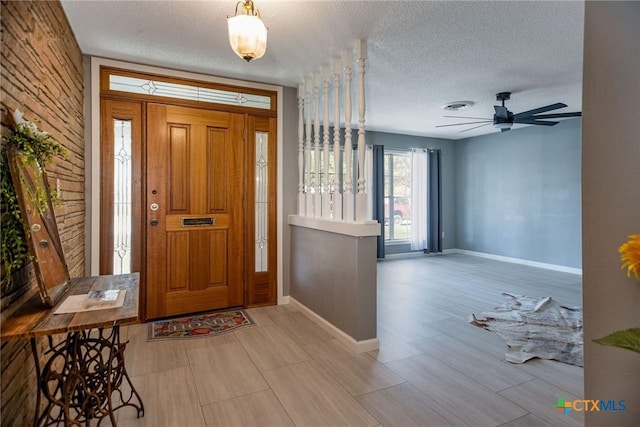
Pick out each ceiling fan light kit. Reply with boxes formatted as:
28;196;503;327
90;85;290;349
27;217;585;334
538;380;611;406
436;91;582;134
493;92;514;132
227;0;267;62
494;122;513;131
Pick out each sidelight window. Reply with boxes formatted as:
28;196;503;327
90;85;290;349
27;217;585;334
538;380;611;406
112;119;133;274
255;132;269;272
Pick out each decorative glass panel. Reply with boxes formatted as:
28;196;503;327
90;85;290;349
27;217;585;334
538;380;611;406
255;132;268;272
113;119;132;274
109;75;271;110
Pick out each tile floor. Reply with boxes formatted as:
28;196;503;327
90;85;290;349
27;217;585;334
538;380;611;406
114;253;584;426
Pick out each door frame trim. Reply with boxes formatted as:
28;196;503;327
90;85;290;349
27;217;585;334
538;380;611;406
88;57;285;304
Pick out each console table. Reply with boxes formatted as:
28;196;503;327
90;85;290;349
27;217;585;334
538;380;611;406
1;273;144;426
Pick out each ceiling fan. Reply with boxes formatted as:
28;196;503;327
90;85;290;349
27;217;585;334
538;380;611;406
436;92;582;133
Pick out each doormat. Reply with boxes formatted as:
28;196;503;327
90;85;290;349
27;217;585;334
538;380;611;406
148;309;254;341
470;293;583;366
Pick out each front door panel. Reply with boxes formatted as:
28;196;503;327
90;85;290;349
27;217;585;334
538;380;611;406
146;104;244;319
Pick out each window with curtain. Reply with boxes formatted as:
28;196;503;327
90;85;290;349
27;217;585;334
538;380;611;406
384;150;412;241
410;149;428;251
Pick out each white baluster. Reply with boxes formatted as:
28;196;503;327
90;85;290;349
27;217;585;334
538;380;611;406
313;71;322;218
342;48;354;222
356;39;368;222
322;66;331;219
297;83;305;216
331;57;342;220
305;76;313;217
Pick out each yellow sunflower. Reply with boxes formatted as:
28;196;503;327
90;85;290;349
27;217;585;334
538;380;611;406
619;234;640;280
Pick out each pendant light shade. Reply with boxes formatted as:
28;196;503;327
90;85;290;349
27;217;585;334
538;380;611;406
227;1;267;62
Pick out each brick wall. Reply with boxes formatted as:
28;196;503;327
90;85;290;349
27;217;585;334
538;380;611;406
1;1;84;425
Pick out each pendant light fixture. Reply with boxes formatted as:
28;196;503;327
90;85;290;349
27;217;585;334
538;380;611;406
227;0;267;62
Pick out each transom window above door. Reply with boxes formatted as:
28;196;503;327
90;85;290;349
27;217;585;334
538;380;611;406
102;68;276;112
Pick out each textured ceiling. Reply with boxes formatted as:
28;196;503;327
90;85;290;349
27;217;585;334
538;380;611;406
61;0;585;140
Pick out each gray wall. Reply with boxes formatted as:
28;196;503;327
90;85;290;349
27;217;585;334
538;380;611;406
290;225;377;341
582;2;640;425
455;118;582;268
366;131;458;254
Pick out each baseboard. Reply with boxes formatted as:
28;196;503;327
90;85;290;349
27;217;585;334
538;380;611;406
278;295;290;305
288;297;379;353
452;249;582;275
381;250;454;261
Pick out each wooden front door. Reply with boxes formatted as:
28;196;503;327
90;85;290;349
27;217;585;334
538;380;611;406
145;104;245;319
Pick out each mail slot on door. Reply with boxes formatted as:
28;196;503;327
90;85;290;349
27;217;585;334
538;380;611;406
182;217;215;227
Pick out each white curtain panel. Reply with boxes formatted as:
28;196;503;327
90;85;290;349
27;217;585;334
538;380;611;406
410;149;428;251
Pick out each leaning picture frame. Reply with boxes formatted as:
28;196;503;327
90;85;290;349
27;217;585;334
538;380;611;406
7;146;70;306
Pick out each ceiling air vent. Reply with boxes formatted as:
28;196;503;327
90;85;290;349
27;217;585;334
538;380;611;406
442;101;474;111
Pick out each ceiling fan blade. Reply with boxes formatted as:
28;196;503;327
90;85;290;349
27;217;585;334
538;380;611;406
513;103;567;119
494;105;509;119
443;115;491;120
459;123;492;133
435;120;492;128
515;119;559;126
526;112;582;119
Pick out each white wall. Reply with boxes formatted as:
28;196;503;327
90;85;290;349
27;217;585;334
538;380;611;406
582;2;640;425
281;86;299;296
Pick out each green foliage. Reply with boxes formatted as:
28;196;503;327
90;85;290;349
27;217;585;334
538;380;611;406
7;119;67;165
0;155;29;292
1;115;66;292
594;328;640;354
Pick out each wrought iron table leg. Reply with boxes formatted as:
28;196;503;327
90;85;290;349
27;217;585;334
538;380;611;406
30;326;144;426
30;338;43;427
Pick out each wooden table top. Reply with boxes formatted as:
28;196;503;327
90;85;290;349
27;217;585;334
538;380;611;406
1;273;140;340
